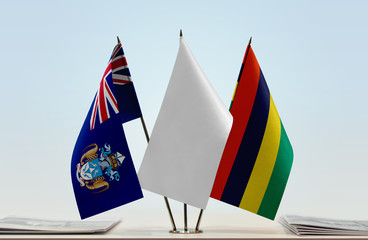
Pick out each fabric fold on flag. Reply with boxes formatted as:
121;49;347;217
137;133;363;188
211;44;293;220
138;37;232;209
71;42;143;219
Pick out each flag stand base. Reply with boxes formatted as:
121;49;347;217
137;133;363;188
169;229;203;234
168;204;204;234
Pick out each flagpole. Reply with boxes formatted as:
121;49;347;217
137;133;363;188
116;36;177;232
184;203;188;232
179;29;204;234
195;209;203;231
181;28;205;233
180;30;191;233
180;29;191;233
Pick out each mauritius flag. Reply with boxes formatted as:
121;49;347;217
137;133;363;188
71;41;143;219
211;41;293;220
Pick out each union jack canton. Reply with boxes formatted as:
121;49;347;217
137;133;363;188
90;43;139;130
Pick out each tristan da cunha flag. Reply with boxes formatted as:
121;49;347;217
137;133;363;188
71;41;143;219
211;42;293;220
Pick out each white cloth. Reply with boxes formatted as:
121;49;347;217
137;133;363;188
138;37;232;209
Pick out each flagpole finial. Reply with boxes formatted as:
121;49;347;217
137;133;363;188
117;36;121;44
180;29;183;37
248;36;252;46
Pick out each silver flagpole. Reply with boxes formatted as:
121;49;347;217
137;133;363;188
117;35;177;232
195;209;203;231
184;203;188;232
177;30;203;234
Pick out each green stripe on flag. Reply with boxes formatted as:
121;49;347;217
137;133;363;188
257;121;293;220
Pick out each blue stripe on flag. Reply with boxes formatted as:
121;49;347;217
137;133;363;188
220;69;270;206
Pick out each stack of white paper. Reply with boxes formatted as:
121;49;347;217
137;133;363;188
0;216;119;234
280;215;368;236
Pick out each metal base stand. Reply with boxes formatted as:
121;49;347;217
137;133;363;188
168;204;204;234
170;229;203;234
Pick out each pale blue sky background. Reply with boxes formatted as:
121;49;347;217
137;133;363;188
1;0;368;223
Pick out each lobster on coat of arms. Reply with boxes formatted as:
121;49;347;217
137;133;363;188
76;143;126;193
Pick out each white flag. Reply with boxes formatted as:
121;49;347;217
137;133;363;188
138;37;232;209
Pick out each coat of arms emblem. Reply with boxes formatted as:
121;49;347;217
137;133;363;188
76;143;125;193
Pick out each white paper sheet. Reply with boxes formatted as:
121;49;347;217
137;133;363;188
0;216;119;234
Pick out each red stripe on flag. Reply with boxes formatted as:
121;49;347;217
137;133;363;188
104;81;118;110
98;80;108;122
211;46;260;200
103;62;112;77
90;96;98;130
111;59;126;70
97;63;112;123
113;79;130;84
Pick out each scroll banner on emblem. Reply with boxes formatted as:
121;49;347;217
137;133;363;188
71;42;143;219
211;44;293;220
138;37;233;209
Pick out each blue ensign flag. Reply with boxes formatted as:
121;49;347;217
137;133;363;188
71;42;143;219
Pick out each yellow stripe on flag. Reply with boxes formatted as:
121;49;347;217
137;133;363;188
239;95;281;213
232;82;239;102
229;82;239;110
